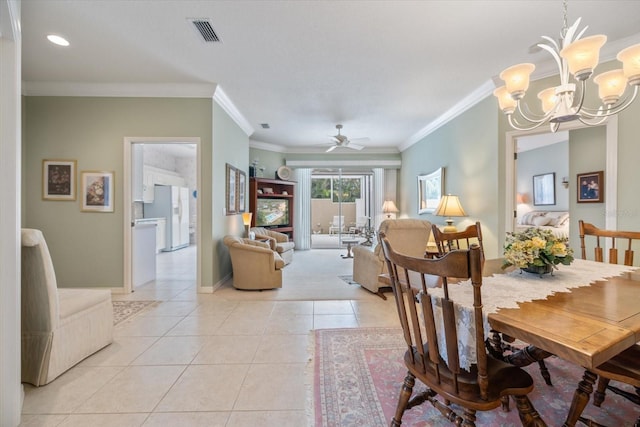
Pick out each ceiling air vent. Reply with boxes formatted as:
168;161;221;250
260;123;270;129
189;18;221;43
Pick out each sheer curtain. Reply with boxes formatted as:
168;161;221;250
292;168;311;250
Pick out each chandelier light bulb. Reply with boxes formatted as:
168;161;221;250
617;44;640;85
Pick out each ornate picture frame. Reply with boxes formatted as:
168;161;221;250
418;167;444;214
42;159;76;201
577;171;604;203
226;163;237;215
80;170;114;212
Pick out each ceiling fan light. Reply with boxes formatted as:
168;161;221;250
617;43;640;85
537;87;558;114
560;35;607;80
499;63;535;100
593;69;628;105
493;86;516;114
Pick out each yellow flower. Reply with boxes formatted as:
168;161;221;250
531;237;546;249
551;242;567;257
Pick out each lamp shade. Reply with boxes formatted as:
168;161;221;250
434;194;466;218
493;86;517;114
242;212;253;226
594;69;628;104
499;63;535;99
382;200;399;214
559;35;607;80
617;43;640;85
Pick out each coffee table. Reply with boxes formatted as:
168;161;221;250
341;238;360;259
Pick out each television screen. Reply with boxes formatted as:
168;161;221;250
256;198;290;227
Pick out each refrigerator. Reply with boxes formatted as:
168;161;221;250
144;185;190;251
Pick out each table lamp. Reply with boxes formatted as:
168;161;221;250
382;200;399;219
241;212;253;238
434;194;466;232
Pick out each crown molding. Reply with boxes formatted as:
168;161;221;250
21;81;217;98
249;139;287;153
213;86;254;137
285;159;401;168
400;79;496;152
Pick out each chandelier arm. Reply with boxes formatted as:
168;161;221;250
578;116;608;127
578;86;639;118
515;101;553;124
572;79;587;115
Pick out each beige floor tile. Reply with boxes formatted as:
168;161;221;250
264;314;313;335
114;316;182;337
142;412;229;427
139;300;199;317
22;367;123;414
131;336;208;365
57;413;148;427
78;336;159;367
156;364;250;411
313;300;355;314
18;414;68;426
253;334;311;364
188;299;238;316
192;335;260;364
271;301;314;316
74;366;185;413
234;363;307;411
313;314;359;329
214;315;269;335
225;410;309;427
165;315;227;336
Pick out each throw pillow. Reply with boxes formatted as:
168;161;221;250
533;216;552;226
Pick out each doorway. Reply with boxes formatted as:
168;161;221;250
123;137;201;293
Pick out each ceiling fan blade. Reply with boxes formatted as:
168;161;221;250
348;137;370;143
328;136;340;143
346;143;365;150
326;145;338;153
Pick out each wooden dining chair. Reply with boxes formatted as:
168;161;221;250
575;219;640;426
431;222;553;387
379;233;546;427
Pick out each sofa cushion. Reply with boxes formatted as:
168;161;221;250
274;253;285;269
275;241;295;253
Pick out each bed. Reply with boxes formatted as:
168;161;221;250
515;211;570;239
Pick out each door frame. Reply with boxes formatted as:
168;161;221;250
504;117;618;235
123;136;201;293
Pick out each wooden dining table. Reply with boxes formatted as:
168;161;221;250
383;258;640;426
483;260;640;426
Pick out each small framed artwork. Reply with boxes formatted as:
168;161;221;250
577;171;604;203
80;171;114;212
226;163;237;215
237;169;246;213
417;167;444;214
42;159;76;201
533;172;555;206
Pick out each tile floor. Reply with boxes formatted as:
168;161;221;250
20;246;399;427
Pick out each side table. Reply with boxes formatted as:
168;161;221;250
341;239;360;259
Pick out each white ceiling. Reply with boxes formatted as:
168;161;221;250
21;1;640;153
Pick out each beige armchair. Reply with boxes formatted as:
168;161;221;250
224;235;285;290
250;227;295;265
21;228;114;386
352;219;432;299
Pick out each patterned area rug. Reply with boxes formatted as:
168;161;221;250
313;327;640;426
112;300;159;325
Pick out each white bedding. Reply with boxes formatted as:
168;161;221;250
515;210;570;239
514;223;569;239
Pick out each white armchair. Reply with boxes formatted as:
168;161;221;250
329;215;345;235
21;228;114;386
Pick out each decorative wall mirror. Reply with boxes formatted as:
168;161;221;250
418;167;444;214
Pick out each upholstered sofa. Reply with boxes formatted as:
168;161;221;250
223;235;285;290
352;219;432;298
21;228;114;386
249;227;295;265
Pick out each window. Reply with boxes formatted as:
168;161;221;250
311;176;361;203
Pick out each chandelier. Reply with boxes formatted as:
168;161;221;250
493;0;640;132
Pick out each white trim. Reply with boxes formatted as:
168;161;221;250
213;86;254;136
249;138;399;154
22;81;217;98
250;139;287;153
123;137;202;294
285;159;401;168
399;79;496;152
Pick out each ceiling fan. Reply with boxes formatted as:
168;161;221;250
326;124;369;152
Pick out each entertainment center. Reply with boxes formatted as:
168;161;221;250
249;177;296;239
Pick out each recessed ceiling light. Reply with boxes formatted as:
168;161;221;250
47;35;69;47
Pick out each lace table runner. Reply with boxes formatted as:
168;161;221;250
426;259;637;370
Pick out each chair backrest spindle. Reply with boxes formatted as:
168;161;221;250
579;220;640;266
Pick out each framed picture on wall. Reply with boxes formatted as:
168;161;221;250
236;169;246;213
417;167;444;214
226;163;237;215
80;171;114;212
533;172;555;206
42;159;76;201
577;171;604;203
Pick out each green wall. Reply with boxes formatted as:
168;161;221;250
400;97;501;258
24;96;215;288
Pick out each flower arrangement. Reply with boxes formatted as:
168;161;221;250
502;227;574;271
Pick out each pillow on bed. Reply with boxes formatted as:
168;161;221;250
545;212;570;227
519;211;545;225
532;216;552;226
